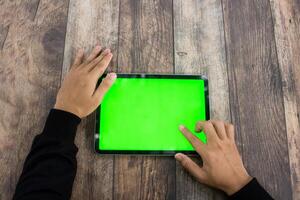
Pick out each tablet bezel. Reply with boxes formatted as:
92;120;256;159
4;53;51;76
94;74;210;155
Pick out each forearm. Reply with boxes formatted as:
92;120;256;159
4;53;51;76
13;109;81;200
229;178;274;200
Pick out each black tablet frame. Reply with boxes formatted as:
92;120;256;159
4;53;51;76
94;73;210;155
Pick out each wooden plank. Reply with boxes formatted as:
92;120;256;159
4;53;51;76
269;0;300;199
173;0;230;199
62;0;119;199
222;0;293;199
0;0;69;199
114;0;175;199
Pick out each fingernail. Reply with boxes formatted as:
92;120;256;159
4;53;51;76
103;49;110;54
108;73;117;80
175;153;183;161
179;125;185;131
104;51;112;57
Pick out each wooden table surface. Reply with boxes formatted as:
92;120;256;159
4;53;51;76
1;0;299;199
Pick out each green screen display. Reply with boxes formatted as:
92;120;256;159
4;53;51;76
98;77;207;151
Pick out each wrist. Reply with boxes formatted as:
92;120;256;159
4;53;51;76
225;174;252;195
54;102;82;119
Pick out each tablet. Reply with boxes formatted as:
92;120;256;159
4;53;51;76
94;74;209;155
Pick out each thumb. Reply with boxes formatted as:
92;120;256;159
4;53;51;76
175;153;206;183
93;73;117;101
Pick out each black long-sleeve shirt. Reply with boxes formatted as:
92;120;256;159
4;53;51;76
13;109;274;200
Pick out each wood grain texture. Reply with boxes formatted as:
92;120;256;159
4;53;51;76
62;0;120;199
0;24;9;50
0;0;69;199
173;0;230;199
117;0;174;73
269;1;300;199
1;0;298;199
222;0;293;199
114;0;175;199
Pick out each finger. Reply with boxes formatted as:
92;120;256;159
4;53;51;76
72;48;84;68
175;153;206;183
90;53;113;79
93;73;117;102
225;123;235;140
179;125;206;155
85;45;102;64
210;120;227;140
87;48;111;72
195;121;202;132
195;121;219;142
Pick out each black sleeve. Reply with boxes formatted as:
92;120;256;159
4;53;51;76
13;109;81;200
229;178;274;200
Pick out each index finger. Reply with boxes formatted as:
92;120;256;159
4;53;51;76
179;125;206;156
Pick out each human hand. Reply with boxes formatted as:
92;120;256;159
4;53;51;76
54;45;116;118
175;120;252;195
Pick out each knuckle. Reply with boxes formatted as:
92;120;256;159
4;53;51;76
181;159;190;168
215;120;223;126
195;146;202;153
97;67;105;75
216;141;224;149
196;176;204;183
209;119;216;123
212;120;224;128
96;55;103;62
77;64;84;69
191;136;199;144
203;123;211;133
228;123;234;128
196;121;203;129
196;121;202;125
102;79;111;88
90;60;97;66
223;139;232;146
204;121;212;129
228;124;235;133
